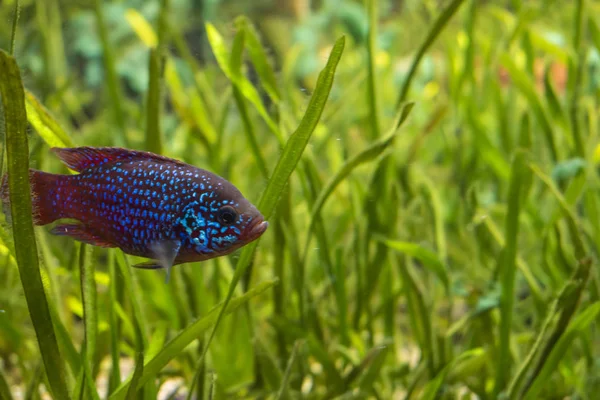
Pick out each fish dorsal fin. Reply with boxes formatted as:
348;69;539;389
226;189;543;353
51;147;184;172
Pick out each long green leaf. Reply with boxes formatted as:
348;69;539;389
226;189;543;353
499;54;557;161
205;22;283;142
93;0;128;146
109;278;278;399
524;301;600;399
508;258;592;398
381;239;449;291
495;150;528;394
0;367;12;400
187;35;345;394
365;0;381;139
145;48;163;154
79;244;99;399
396;0;466;106
24;90;75;148
235;16;281;103
421;349;484;400
305;102;414;251
0;50;70;400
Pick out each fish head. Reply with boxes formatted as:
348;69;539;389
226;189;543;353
174;175;268;256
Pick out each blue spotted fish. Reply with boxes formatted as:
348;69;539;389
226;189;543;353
2;147;268;279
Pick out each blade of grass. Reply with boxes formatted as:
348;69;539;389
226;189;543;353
499;54;558;162
9;0;20;56
114;252;147;399
205;22;283;142
365;0;380;139
396;0;466;106
495;150;528;395
357;344;390;392
107;251;122;395
0;367;12;400
325;345;390;399
275;340;300;400
79;243;99;399
234;16;281;103
303;102;414;257
398;255;436;376
421;349;484;400
93;0;129;147
108;278;279;399
508;258;592;398
228;28;269;178
186;35;345;396
146;48;163;154
380;239;449;293
25;90;75;148
529;163;586;260
568;0;585;156
0;50;70;400
523;303;600;399
144;0;169;154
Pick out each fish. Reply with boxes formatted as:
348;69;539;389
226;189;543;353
1;147;268;280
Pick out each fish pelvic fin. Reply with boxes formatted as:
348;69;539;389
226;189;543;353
1;170;69;225
50;224;116;248
51;147;185;172
149;239;182;283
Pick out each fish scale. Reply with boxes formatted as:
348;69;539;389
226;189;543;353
1;147;268;279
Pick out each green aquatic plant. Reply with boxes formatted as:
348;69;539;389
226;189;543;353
1;0;600;398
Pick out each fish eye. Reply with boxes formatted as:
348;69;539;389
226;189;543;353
217;206;237;226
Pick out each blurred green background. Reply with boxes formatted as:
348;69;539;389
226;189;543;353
2;0;600;398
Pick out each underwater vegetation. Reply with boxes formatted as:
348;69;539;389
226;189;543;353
1;0;600;398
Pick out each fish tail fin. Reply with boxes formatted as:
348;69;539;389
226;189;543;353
1;170;67;225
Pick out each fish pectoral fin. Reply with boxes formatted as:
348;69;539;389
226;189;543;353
148;239;182;283
50;224;116;248
132;261;163;269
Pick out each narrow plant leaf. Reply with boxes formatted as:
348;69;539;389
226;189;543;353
205;22;282;141
0;50;70;400
421;349;484;400
306;102;414;241
25;90;75;148
357;345;390;391
275;340;300;400
79;244;99;399
381;240;449;291
125;9;157;47
508;258;592;398
0;367;12;400
396;0;466;106
187;36;345;395
524;302;600;399
108;278;278;399
495;150;528;394
114;252;147;399
529;163;586;259
145;47;163;154
9;0;20;56
107;252;121;395
235;16;281;103
144;0;169;154
499;54;558;161
365;0;381;138
93;0;128;146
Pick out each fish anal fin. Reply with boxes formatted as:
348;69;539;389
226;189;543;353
50;224;116;248
51;147;184;172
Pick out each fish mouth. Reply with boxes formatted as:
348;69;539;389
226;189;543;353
243;217;269;242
